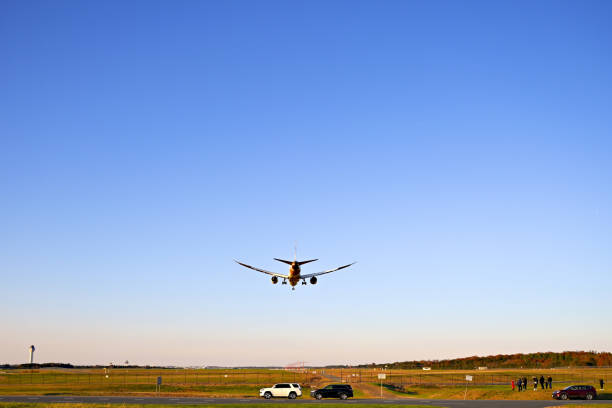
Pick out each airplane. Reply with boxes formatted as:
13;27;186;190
234;249;355;290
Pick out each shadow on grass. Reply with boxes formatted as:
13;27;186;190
597;391;611;400
382;384;417;395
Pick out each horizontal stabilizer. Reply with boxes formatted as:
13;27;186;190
298;259;318;266
274;258;293;265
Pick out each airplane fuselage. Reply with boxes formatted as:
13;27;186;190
288;262;301;286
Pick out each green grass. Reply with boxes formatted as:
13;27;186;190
545;406;612;408
3;367;609;387
324;367;612;386
0;383;287;397
350;388;366;399
0;404;442;408
0;369;312;387
0;369;320;397
1;367;608;401
4;367;609;386
376;383;612;401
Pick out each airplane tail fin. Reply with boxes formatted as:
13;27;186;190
298;259;318;266
274;258;293;265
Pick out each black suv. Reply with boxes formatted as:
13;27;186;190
310;384;353;400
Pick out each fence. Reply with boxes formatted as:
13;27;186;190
324;369;609;387
0;369;312;387
0;368;608;388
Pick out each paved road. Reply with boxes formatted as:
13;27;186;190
0;395;609;407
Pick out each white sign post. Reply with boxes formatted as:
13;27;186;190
378;373;386;398
464;375;472;400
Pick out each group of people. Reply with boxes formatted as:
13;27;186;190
511;376;606;391
511;376;552;391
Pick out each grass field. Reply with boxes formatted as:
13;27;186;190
323;367;612;386
0;369;312;387
0;383;267;397
547;406;612;408
0;367;608;400
0;369;315;397
2;367;609;387
380;383;611;400
0;404;441;408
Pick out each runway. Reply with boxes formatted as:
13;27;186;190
0;395;609;407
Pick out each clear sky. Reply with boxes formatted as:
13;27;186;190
1;0;611;367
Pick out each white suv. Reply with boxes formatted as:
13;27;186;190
259;383;302;399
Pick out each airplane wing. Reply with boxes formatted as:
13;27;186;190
300;262;356;279
234;260;289;278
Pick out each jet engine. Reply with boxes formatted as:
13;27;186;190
271;276;278;284
310;276;317;285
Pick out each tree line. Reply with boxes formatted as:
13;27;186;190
356;351;612;369
0;363;166;369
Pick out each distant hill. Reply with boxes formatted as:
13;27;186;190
356;351;612;369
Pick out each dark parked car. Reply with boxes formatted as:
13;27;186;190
310;384;353;400
552;385;597;400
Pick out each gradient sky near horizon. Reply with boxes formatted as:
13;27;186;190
1;0;611;367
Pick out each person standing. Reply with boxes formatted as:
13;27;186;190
539;375;545;390
522;377;527;392
517;378;522;392
548;376;552;389
512;379;515;391
533;377;538;391
600;379;605;390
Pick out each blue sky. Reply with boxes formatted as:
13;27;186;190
1;0;611;366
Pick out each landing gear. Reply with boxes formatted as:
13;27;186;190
282;279;287;285
301;280;307;285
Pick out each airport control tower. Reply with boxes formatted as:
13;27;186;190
29;345;35;364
